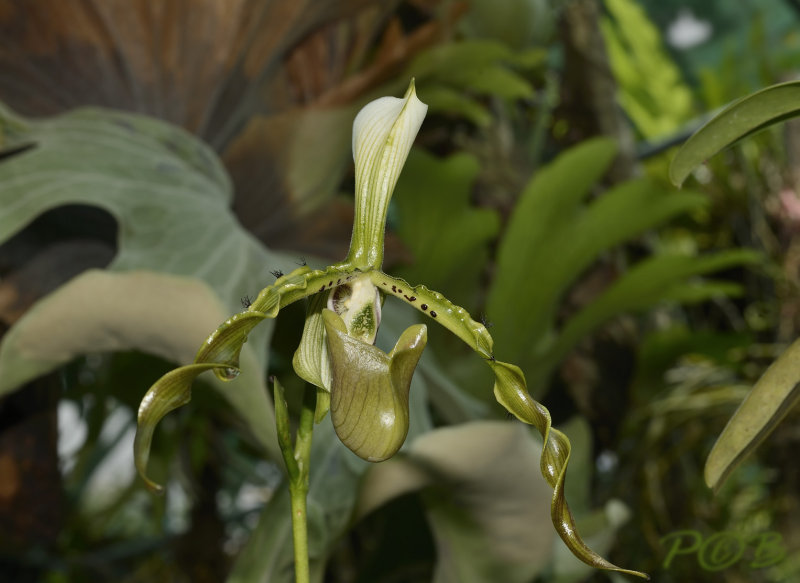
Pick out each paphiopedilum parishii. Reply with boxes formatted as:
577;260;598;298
134;80;648;580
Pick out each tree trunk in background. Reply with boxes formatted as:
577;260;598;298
553;0;639;455
557;0;638;183
0;377;64;580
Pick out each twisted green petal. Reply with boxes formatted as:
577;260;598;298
368;272;649;580
135;362;225;494
489;361;648;579
135;264;358;490
323;309;427;461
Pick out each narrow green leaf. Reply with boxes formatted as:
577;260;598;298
545;250;760;370
445;66;534;100
489;137;707;362
409;40;515;80
670;81;800;186
420;86;492;126
705;337;800;491
487;139;616;355
323;309;427;461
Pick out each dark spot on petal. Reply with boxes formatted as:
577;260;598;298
398;289;403;294
430;310;438;318
391;285;397;292
319;286;326;292
421;304;428;311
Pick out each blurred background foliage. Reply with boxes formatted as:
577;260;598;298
1;0;800;582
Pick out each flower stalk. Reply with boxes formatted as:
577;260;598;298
274;378;316;583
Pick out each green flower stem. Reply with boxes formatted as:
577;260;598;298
273;379;317;583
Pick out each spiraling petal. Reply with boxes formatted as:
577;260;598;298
347;80;428;269
135;362;230;494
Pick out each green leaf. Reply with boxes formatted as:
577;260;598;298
408;39;535;104
670;81;800;186
356;421;556;583
487;138;617;358
323;309;427;461
417;86;492;127
705;337;800;491
600;0;693;139
488;137;708;365
409;40;515;80
444;66;534;100
393;150;500;305
543;250;761;372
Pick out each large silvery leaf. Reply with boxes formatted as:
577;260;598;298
0;102;290;453
356;421;555;583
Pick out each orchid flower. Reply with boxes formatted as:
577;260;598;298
134;81;648;580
